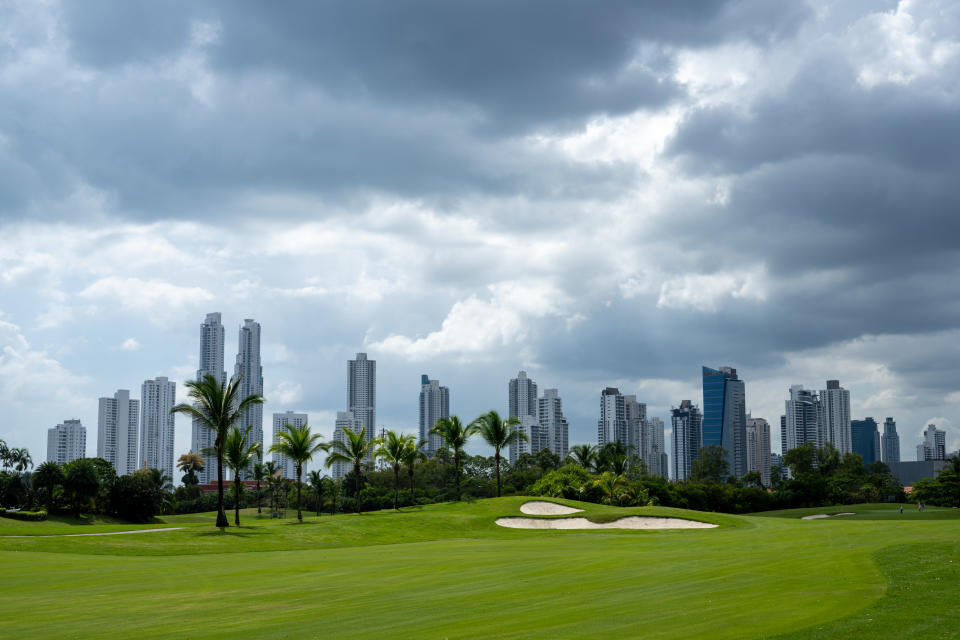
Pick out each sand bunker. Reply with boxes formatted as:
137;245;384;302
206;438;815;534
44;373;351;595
496;516;717;530
801;512;855;520
520;501;584;516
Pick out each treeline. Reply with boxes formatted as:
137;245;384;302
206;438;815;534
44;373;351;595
910;457;960;507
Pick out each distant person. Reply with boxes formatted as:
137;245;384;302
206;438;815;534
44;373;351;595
899;505;903;514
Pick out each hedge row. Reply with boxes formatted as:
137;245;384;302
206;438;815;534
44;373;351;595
0;507;48;521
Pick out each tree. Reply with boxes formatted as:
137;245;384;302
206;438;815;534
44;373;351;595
431;416;474;501
375;430;416;509
221;425;263;526
568;444;599;472
250;463;268;514
400;439;428;504
8;447;33;474
741;470;764;489
269;422;327;521
598;441;632;475
170;373;264;529
111;473;163;523
33;461;65;510
325;427;378;513
471;411;523;497
177;451;205;486
690;445;730;484
63;458;100;515
308;470;325;516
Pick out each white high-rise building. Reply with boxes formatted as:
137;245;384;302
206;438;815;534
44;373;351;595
348;353;376;456
140;377;176;481
272;411;308;479
623;395;647;461
918;424;946;461
509;371;541;463
647;417;668;478
746;417;771;487
193;312;226;484
671;400;702;481
882;417;900;464
597;387;627;447
782;385;820;454
234;319;264;465
47;419;86;464
330;410;362;479
98;389;139;476
419;375;450;457
819;380;852;454
538;388;569;460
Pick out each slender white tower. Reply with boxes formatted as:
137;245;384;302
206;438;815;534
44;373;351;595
193;312;226;484
140;377;176;480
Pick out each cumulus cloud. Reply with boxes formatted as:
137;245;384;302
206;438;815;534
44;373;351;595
120;337;140;351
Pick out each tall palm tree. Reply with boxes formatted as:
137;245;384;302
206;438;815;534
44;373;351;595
431;416;475;501
471;410;524;497
269;423;327;521
308;470;325;516
249;463;268;514
170;373;264;528
33;461;64;510
220;425;262;526
375;431;416;510
400;439;428;505
325;427;378;513
568;444;599;472
177;451;205;486
9;447;33;474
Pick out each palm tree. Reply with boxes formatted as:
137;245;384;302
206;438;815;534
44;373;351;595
375;430;416;510
33;461;65;510
269;423;327;521
308;470;325;516
177;451;205;486
400;439;428;505
568;444;599;472
471;410;524;497
63;458;99;515
9;447;33;474
249;463;268;514
136;468;175;513
220;425;262;526
431;416;475;501
325;427;378;513
170;373;264;528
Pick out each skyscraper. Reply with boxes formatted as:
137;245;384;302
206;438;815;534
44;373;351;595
272;411;308;479
419;375;450;457
538;388;569;459
98;389;139;475
918;424;946;461
819;380;852;454
234;319;264;465
623;395;647;461
702;366;747;477
598;387;627;448
509;371;541;463
746;417;771;487
348;353;376;455
140;377;176;480
671;400;702;481
330;410;362;479
783;385;820;454
47;419;85;464
881;417;900;464
647;416;668;478
851;417;880;466
193;312;226;484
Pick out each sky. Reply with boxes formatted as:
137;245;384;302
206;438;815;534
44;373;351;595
1;0;959;477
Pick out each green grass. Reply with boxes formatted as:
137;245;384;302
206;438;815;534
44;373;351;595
750;502;960;520
1;497;958;639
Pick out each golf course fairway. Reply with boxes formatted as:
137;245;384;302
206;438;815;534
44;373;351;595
1;497;957;639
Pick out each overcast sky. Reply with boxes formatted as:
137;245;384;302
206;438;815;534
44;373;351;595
2;0;958;475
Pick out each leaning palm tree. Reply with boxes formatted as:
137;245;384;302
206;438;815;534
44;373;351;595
400;439;428;505
568;444;599;472
375;431;416;510
325;427;378;513
431;416;475;502
269;423;327;521
308;470;325;516
170;373;264;528
249;463;268;514
472;410;524;497
220;425;262;526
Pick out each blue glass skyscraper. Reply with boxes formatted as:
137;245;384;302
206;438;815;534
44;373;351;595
701;366;747;478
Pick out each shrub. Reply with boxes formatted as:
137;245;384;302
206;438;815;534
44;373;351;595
109;474;162;523
0;507;48;521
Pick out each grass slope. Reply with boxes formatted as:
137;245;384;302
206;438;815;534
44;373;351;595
1;498;957;639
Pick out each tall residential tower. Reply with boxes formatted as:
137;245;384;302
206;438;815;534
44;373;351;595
419;375;450;457
234;319;264;465
47;419;86;464
140;377;176;480
702;366;747;477
193;312;226;484
97;389;139;476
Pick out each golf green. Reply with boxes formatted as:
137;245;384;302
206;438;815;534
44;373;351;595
1;498;957;639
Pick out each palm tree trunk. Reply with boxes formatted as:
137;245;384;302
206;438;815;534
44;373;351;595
296;465;303;521
409;467;415;503
234;477;240;526
393;465;399;510
454;451;461;501
216;450;228;529
256;480;262;514
354;463;361;514
495;449;502;498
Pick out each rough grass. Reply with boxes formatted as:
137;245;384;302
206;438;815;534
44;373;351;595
750;503;960;520
1;497;957;639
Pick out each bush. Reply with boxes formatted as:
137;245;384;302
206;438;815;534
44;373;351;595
109;474;162;523
0;507;48;521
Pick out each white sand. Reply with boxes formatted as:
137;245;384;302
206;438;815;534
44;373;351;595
496;516;717;530
520;501;584;516
801;512;855;520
